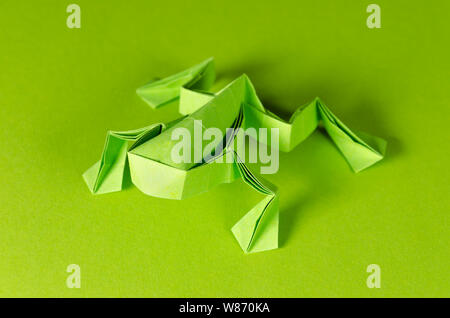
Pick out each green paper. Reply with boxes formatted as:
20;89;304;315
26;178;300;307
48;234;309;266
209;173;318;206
2;1;449;297
136;57;215;109
84;58;385;253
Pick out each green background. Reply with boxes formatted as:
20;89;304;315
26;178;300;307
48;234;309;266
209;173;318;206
1;0;449;297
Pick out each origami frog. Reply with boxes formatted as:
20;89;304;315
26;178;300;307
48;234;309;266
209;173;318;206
83;58;386;253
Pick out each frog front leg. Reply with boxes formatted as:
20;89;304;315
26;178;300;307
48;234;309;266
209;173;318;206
83;123;164;194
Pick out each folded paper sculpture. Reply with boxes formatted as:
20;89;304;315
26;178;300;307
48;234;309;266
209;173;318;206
83;58;386;253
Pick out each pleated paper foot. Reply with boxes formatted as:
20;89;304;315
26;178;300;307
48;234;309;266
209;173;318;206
82;154;128;195
231;195;279;254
